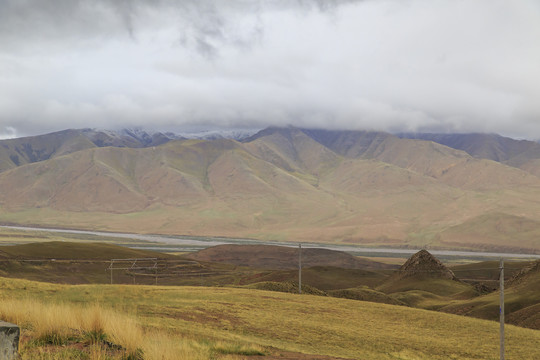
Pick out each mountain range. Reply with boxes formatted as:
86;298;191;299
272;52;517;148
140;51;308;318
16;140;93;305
2;127;540;253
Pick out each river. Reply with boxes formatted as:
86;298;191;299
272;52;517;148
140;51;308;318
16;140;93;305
2;225;540;260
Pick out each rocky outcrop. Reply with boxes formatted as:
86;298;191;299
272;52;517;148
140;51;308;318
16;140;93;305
0;321;19;360
396;249;457;280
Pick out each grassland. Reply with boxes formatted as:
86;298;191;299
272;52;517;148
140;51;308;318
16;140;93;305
0;226;154;247
1;276;540;360
1;240;540;358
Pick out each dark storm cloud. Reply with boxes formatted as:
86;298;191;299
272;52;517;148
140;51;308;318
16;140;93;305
0;0;355;54
0;0;539;139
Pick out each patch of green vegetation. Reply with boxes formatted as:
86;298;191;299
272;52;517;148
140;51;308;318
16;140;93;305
84;329;107;345
390;290;449;308
0;241;176;260
244;281;327;296
32;333;77;347
378;276;473;297
120;208;169;219
20;347;91;360
328;287;405;306
406;227;443;248
241;266;387;290
441;262;540;328
211;343;265;356
290;171;318;186
198;209;236;219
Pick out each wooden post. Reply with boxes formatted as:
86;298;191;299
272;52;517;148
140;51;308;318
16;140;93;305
500;258;504;360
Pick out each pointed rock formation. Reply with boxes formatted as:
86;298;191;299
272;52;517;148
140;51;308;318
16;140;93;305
396;249;457;280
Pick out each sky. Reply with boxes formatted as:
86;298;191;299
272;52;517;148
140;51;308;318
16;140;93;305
0;0;539;139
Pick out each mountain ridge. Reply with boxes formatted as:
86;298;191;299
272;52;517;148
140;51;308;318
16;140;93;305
2;127;540;252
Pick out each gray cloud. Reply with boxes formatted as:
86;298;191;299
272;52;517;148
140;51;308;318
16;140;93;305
0;0;539;139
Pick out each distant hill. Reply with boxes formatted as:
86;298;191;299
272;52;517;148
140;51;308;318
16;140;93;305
0;241;176;260
377;250;471;299
187;244;394;270
1;239;539;332
2;127;540;252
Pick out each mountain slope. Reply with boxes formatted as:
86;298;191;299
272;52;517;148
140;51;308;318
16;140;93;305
301;128;538;190
0;138;328;211
399;132;540;179
398;133;538;162
243;127;341;182
0;128;179;173
2;127;540;251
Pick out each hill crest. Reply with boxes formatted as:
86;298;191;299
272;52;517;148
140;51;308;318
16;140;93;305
187;244;394;270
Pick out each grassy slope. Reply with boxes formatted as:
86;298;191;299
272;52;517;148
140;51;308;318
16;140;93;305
0;240;392;290
0;240;261;286
239;266;388;290
1;276;540;360
441;261;540;329
0;241;177;260
450;260;532;282
188;244;395;270
377;276;478;310
0;240;538;336
438;212;540;252
0;241;184;285
0;226;154;246
0;130;97;172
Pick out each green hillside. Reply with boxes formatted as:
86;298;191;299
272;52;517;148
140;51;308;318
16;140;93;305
0;241;175;260
442;260;540;329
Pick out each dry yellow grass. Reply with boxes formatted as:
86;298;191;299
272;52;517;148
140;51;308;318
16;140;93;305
0;295;264;360
1;276;540;359
0;299;146;358
141;335;210;360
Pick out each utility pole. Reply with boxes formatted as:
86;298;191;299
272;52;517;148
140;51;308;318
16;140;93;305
299;243;302;294
500;258;504;360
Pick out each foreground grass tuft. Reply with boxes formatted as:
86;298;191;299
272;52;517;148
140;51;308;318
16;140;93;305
0;298;214;359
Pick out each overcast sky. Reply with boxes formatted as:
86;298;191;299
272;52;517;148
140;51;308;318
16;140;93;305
0;0;539;139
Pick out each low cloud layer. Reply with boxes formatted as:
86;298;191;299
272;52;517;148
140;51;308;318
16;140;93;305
0;0;539;139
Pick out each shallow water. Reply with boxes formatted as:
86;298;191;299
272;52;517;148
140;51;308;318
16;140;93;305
2;225;540;260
